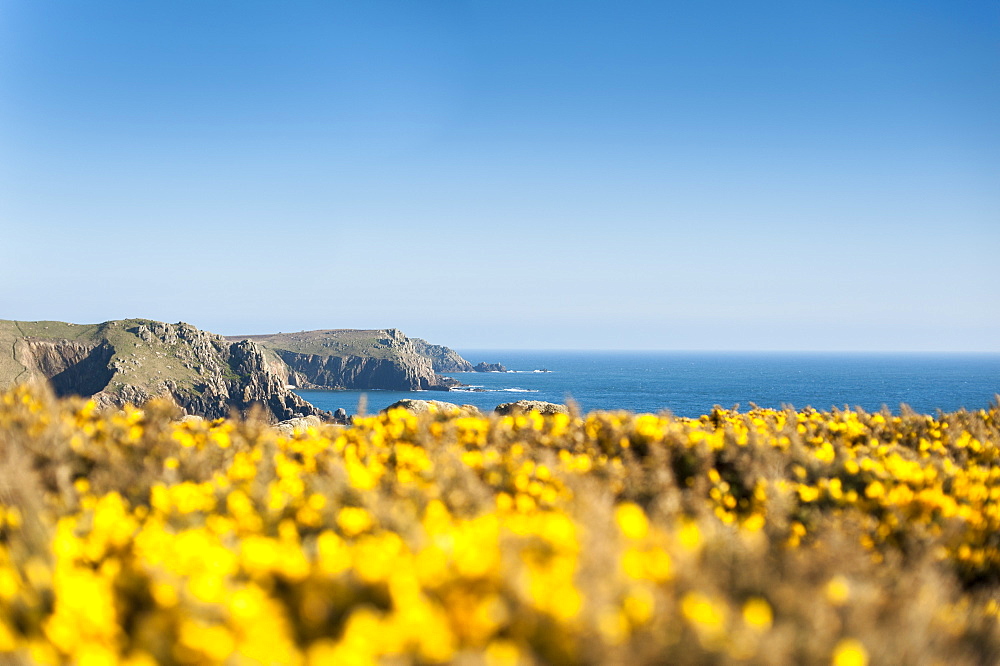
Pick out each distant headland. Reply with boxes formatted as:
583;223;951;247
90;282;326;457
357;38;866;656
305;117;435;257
0;319;505;422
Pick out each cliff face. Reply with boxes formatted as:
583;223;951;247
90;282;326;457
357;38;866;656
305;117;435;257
16;338;116;397
0;319;326;422
277;351;444;390
233;328;462;391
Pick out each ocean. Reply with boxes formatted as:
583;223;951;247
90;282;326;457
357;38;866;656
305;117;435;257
295;351;1000;418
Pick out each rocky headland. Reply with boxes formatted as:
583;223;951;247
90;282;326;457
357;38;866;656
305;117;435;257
0;319;326;422
0;319;515;422
229;329;462;391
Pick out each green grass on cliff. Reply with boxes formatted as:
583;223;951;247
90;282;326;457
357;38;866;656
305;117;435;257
230;329;411;360
98;321;207;394
0;319;215;396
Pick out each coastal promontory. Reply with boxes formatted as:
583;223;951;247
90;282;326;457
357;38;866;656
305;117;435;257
0;319;496;420
0;319;326;422
228;329;462;391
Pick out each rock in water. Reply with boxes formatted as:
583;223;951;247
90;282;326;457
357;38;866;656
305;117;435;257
474;362;507;372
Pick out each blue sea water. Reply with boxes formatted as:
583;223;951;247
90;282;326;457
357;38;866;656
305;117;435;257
295;351;1000;418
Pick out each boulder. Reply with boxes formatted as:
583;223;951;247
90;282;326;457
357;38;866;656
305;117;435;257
274;414;323;437
495;400;568;416
384;399;483;417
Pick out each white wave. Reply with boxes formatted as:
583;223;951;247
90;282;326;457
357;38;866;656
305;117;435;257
448;386;540;394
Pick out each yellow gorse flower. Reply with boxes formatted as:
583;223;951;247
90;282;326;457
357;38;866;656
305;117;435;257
0;386;997;663
832;638;869;666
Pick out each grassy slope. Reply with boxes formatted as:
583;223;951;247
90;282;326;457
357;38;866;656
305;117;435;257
96;320;208;394
230;330;404;360
0;319;215;395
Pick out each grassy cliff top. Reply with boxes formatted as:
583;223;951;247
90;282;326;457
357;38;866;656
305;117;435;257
0;320;103;341
228;329;410;360
0;319;187;345
0;319;225;394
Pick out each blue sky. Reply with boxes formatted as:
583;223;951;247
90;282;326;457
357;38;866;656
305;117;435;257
1;1;997;350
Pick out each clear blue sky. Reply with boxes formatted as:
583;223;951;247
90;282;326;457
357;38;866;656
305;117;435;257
1;1;997;350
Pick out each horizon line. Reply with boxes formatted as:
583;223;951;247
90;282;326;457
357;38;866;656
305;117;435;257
453;348;1000;354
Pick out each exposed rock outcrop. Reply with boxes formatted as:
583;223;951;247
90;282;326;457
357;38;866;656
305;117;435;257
411;339;475;372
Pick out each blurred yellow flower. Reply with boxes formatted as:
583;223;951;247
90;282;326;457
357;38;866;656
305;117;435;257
742;597;772;630
615;503;649;540
337;507;374;537
832;638;869;666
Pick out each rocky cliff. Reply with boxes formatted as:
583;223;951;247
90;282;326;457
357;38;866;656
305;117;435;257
276;351;449;391
410;338;475;373
231;329;462;391
0;319;327;422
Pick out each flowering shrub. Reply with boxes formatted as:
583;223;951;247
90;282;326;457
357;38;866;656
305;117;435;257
1;384;999;664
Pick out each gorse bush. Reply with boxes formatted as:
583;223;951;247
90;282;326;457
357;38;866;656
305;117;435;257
1;384;999;665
